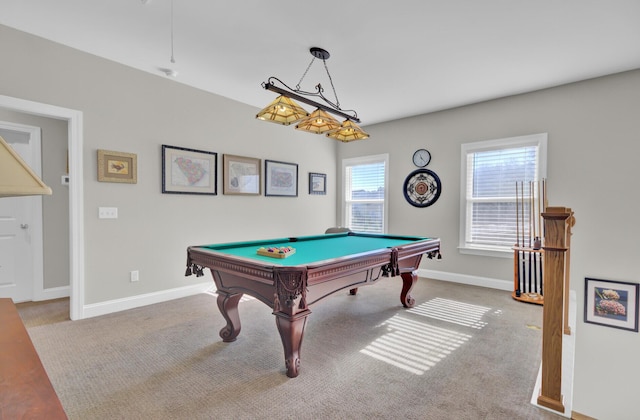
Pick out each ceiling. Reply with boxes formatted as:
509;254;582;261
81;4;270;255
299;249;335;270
1;0;640;126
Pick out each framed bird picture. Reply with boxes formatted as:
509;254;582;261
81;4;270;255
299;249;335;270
97;149;137;184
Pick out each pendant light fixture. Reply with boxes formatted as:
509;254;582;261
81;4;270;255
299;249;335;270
256;47;369;141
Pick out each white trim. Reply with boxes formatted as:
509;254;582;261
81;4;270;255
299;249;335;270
34;286;70;301
82;282;212;319
417;268;512;291
0;94;84;320
341;153;389;233
459;133;548;255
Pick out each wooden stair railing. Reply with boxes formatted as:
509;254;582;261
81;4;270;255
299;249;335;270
536;206;574;413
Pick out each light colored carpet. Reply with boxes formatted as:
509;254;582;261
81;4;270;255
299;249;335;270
20;279;563;419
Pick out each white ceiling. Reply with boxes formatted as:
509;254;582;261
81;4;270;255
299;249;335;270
1;0;639;126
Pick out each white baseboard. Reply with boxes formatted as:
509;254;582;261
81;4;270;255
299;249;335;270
82;282;213;319
416;269;512;291
34;286;70;301
80;270;509;320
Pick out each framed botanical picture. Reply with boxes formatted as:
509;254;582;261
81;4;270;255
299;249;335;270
309;172;326;195
97;149;137;183
265;160;298;197
223;154;261;195
162;145;217;195
584;277;639;332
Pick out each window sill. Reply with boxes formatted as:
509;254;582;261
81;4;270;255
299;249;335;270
458;246;512;259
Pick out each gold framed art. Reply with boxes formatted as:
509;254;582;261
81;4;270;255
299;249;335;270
97;149;137;184
223;154;261;195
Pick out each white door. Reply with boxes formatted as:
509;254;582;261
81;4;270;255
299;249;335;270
0;125;43;303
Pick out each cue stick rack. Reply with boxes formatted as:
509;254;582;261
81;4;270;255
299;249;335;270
512;180;546;305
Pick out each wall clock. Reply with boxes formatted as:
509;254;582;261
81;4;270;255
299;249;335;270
412;149;431;167
403;168;442;208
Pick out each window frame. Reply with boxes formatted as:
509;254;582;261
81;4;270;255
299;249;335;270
459;133;547;258
341;154;389;234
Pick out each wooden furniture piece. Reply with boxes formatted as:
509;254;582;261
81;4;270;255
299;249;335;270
512;247;544;305
186;232;440;378
0;298;67;419
537;207;573;414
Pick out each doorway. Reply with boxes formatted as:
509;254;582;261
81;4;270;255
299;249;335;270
0;123;44;302
0;94;85;320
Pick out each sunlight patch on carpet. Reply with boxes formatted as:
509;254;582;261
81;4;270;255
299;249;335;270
360;315;472;375
202;290;255;303
407;297;491;329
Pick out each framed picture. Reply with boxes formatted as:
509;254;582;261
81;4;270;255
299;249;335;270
162;145;217;195
223;154;261;195
309;172;326;195
584;277;639;332
97;149;137;184
265;160;298;197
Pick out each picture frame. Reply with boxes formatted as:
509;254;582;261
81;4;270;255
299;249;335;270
584;277;639;332
223;154;261;195
309;172;326;195
265;160;298;197
97;149;137;184
162;145;217;195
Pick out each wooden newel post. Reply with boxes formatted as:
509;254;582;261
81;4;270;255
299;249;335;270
537;206;571;413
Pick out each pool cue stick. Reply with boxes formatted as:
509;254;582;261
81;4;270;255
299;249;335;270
537;180;542;243
520;181;526;293
529;181;535;294
528;181;533;294
540;179;546;295
515;182;521;296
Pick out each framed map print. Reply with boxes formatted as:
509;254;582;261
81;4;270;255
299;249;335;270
265;160;298;197
223;154;261;195
162;145;217;195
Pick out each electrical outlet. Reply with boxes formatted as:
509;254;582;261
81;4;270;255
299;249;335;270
130;270;139;282
98;207;118;219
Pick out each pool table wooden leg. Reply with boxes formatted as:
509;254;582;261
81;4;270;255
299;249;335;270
400;271;417;308
274;309;311;378
216;292;243;342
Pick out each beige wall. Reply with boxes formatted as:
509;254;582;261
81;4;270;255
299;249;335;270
340;69;640;419
0;24;338;305
2;22;639;420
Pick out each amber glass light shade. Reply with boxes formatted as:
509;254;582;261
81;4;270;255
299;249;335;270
294;109;341;134
326;119;369;142
0;136;52;197
256;95;309;126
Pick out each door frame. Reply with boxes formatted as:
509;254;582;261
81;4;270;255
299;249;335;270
0;122;44;302
0;94;85;320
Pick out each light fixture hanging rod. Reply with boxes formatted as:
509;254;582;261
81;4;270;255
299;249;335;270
262;83;360;124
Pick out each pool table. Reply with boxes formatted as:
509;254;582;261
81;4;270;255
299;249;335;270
185;231;441;377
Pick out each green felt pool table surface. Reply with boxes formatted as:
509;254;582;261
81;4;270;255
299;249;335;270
199;232;429;266
186;231;440;377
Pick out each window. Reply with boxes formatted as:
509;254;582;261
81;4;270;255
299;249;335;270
459;133;547;257
342;154;389;233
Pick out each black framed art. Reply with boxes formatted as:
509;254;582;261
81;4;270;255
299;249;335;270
162;145;217;195
309;172;326;195
265;160;298;197
584;277;639;332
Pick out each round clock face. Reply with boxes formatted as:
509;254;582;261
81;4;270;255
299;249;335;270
412;149;431;167
403;169;442;208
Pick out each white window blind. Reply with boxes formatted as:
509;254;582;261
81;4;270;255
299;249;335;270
342;154;388;233
460;134;547;256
